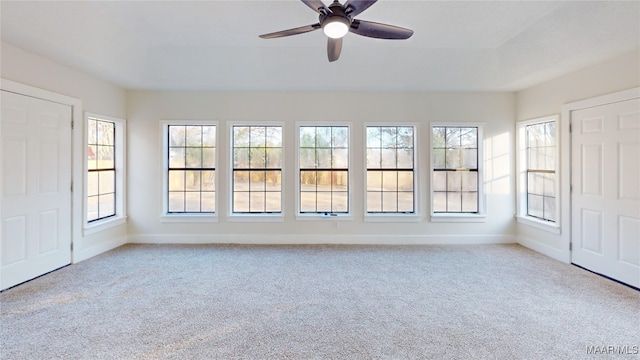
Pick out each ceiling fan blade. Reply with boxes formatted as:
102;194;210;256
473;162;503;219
301;0;330;14
327;37;343;62
259;23;321;39
349;19;413;39
343;0;377;17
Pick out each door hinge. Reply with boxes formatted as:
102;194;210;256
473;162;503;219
569;242;572;251
71;181;73;192
569;123;572;133
71;120;74;129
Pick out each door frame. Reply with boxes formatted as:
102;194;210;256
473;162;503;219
561;87;640;264
1;78;83;263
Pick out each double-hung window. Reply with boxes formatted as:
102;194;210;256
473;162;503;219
431;124;484;220
516;116;559;232
162;121;217;220
366;125;416;214
231;125;283;215
298;125;350;215
85;113;126;233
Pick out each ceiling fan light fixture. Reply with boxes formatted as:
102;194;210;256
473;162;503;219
323;16;350;38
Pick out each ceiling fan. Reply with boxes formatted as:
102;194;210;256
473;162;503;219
259;0;413;62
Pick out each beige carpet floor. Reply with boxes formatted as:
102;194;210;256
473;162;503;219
1;244;639;359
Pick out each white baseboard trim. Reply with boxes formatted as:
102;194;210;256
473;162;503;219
128;234;515;245
73;235;128;263
518;235;569;263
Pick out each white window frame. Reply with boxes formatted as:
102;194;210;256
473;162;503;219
364;123;420;223
516;115;560;234
227;121;285;222
83;113;127;235
296;122;353;221
160;120;218;223
429;122;486;223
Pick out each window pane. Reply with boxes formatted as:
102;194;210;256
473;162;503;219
98;193;115;217
234;148;250;168
250;192;266;212
169;148;185;168
250;147;266;168
397;127;414;149
463;149;477;169
185;192;201;212
202;126;216;147
528;194;544;218
432;127;445;148
381;149;396;168
87;196;98;221
202;148;215;168
543;173;555;197
234;171;250;191
317;149;332;168
447;171;462;192
333;148;348;168
87;119;97;144
169;170;185;191
185;171;201;191
98;170;115;194
332;192;348;212
316;192;332;212
398;192;414;212
445;148;461;169
202;171;215;191
332;127;349;148
316;127;331;147
397;149;413;169
367;149;381;168
265;192;281;212
433;171;446;192
265;171;281;191
169;126;186;146
381;127;397;148
234;126;250;147
186;126;202;146
267;127;282;147
461;172;477;192
460;128;477;147
433;192;447;212
382;171;398;191
433;149;446;169
266;148;282;168
447;192;462;212
201;192;215;212
97;145;114;169
367;127;381;148
446;127;461;148
250;127;266;148
250;171;266;191
300;192;316;212
97;121;114;145
300;171;317;191
398;172;413;191
367;172;382;191
88;172;99;196
462;192;478;212
300;127;316;147
185;148;202;168
234;192;250;212
168;192;185;212
382;192;398;212
544;197;556;222
300;148;315;168
87;145;98;170
367;192;382;212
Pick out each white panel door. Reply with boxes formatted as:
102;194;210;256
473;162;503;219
571;97;640;288
1;90;72;290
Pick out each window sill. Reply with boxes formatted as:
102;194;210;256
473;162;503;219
516;215;560;234
160;214;218;223
296;213;353;221
84;216;127;236
365;214;421;223
227;214;285;223
430;214;486;223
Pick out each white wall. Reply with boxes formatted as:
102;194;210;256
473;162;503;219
127;91;517;244
1;41;128;261
515;49;640;261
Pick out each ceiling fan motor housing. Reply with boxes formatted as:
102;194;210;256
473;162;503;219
320;2;352;38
